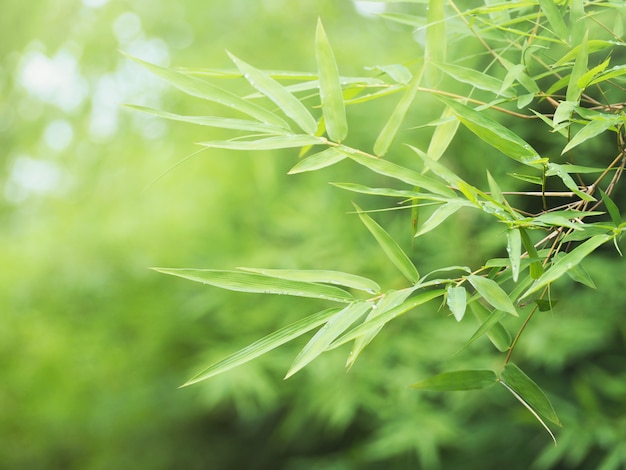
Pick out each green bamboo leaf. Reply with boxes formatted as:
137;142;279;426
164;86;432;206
433;62;512;96
344;150;456;198
152;268;355;303
181;307;340;386
367;64;412;84
569;0;585;46
285;301;371;378
538;0;569;42
197;134;323;150
519;227;544;279
409;144;464;187
237;267;381;294
427;106;461;161
562;118;620;154
346;288;413;370
487;170;504;203
227;52;317;135
425;0;446;84
587;64;626;87
466;302;511;352
599;189;622;226
411;370;498;391
438;96;544;166
521;233;612;299
546;163;595;201
556;253;596;288
501;362;561;426
124;105;289;134
577;57;611;90
566;32;589;103
354;203;420;284
331;290;445;347
415;201;467;237
447;286;467;322
507;228;522;282
500;59;540;95
467;275;518;316
316;19;347;142
374;66;424;156
288;147;346;174
124;54;288;129
330;183;437;201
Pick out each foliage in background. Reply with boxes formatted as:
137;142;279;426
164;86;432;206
2;0;626;469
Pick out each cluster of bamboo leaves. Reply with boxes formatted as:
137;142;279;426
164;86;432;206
128;0;625;442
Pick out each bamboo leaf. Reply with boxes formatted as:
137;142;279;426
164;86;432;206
288;147;347;174
438;96;544;166
344;149;456;198
198;134;323;150
316;19;348;142
447;286;467;322
566;32;589;103
599;189;622;226
538;0;569;42
467;275;518;316
124;54;288;129
411;370;498;391
237;267;381;294
228;52;318;134
124;105;289;134
181;308;340;386
354;203;420;283
374;66;424;156
425;0;446;84
501;362;562;426
562;118;620;154
151;268;355;303
569;0;585;46
546;163;595;201
507;228;522;282
427;106;461;161
285;301;371;378
521;234;612;299
466;302;511;352
519;227;544;279
433;62;512;96
415;201;467;237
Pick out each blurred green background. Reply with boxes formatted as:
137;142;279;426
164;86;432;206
2;0;625;468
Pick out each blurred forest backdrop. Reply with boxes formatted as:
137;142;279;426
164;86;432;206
2;0;625;468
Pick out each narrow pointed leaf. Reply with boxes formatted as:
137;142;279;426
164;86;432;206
466;302;511;352
521;234;612;299
182;307;340;386
501;362;561;426
566;32;588;103
467;275;518;316
411;370;498;391
415;202;466;237
316;19;347;142
125;54;288;129
288;147;346;174
425;0;446;84
152;268;354;303
374;65;424;156
447;286;467;322
507;228;522;282
285;301;371;378
237;267;381;294
198;134;323;150
124;105;288;134
438;96;543;166
538;0;569;41
228;52;317;134
427;106;461;161
345;150;456;198
433;62;512;96
354;203;420;284
519;227;544;279
599;188;622;226
547;163;595;201
570;0;585;46
562;118;620;154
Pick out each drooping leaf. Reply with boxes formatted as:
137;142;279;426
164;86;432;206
124;54;288;129
151;268;355;303
564;261;596;289
123;105;289;134
501;362;562;426
546;163;595;201
519;227;544;279
433;62;512;96
236;267;381;294
181;308;340;386
521;234;612;299
409;144;464;187
447;285;467;322
330;182;440;201
466;302;511;352
346;288;413;370
507;228;522;282
411;370;498;391
316;19;348;142
354;203;420;284
288;147;347;174
285;301;371;378
599;188;622;226
374;66;424;156
438;96;544;166
344;149;456;198
467;275;518;316
197;134;323;150
228;52;318;134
